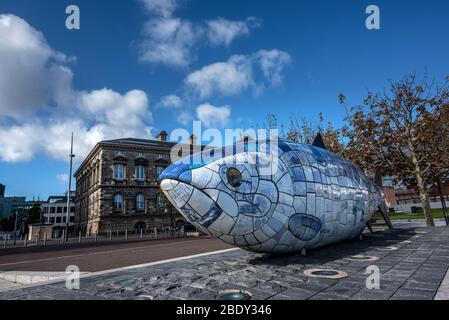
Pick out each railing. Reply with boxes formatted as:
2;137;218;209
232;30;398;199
0;227;187;250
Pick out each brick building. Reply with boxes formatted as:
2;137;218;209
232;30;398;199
73;132;195;235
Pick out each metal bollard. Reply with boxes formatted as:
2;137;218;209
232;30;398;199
79;231;82;243
24;235;28;247
109;229;112;241
44;233;47;246
154;227;157;238
125;229;128;240
3;238;7;249
140;228;143;239
95;231;98;242
116;230;119;237
61;230;65;244
35;236;39;246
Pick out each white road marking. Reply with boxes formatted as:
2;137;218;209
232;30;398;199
83;248;240;278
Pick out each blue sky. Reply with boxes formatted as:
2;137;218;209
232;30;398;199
0;0;448;199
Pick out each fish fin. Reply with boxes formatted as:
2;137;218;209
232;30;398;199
312;133;326;150
378;203;394;229
366;220;374;233
288;214;322;241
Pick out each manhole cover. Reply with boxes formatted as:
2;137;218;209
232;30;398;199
215;290;252;300
304;268;348;279
347;255;379;262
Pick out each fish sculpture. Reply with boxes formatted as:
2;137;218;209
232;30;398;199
160;138;386;254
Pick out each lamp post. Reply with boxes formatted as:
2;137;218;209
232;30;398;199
65;132;75;242
437;180;449;226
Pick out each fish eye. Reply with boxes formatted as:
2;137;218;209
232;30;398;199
226;167;242;188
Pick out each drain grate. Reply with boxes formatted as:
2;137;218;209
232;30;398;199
304;268;348;279
215;290;252;300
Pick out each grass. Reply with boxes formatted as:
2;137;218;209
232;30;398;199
371;209;446;221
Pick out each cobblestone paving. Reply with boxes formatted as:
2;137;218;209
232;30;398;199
1;226;448;300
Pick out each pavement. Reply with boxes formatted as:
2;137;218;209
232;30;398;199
0;223;448;300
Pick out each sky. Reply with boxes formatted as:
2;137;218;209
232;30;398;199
0;0;448;199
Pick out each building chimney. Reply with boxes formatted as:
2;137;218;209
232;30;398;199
189;134;197;145
156;130;168;142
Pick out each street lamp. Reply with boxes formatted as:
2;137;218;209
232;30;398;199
65;132;75;242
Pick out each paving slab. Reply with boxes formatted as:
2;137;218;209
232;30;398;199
0;226;448;300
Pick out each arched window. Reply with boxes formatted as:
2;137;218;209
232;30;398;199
136;194;145;210
114;194;123;210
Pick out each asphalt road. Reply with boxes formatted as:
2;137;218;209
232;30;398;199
0;236;232;272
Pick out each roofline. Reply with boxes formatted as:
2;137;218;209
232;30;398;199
74;139;205;178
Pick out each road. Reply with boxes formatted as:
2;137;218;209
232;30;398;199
0;236;232;272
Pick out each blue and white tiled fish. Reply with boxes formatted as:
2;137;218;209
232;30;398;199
160;140;384;254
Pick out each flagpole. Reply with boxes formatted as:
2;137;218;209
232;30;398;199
65;132;75;242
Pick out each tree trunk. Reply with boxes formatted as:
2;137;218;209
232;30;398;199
416;178;434;226
410;148;434;226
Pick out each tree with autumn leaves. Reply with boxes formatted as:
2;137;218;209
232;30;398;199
268;74;449;227
339;74;449;226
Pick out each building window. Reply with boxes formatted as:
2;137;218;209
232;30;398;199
50;207;55;214
137;152;145;158
70;206;75;213
114;194;123;210
114;164;124;180
156;194;165;209
56;217;61;223
63;217;67;223
43;207;48;214
50;217;55;224
136;194;145;210
116;150;125;156
155;165;165;180
157;154;164;159
135;165;145;180
57;207;62;214
70;216;74;223
63;207;67;213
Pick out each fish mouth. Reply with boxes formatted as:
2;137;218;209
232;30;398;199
160;179;224;231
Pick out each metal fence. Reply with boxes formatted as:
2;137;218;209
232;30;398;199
1;227;188;249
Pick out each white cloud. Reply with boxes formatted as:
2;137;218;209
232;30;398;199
56;174;68;184
139;0;179;17
0;14;75;118
159;94;182;108
196;103;231;128
255;49;292;86
139;17;201;68
184;50;291;99
206;17;261;46
0;15;154;164
185;55;254;99
137;1;260;68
